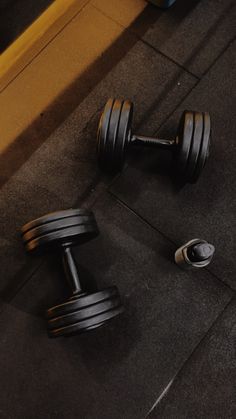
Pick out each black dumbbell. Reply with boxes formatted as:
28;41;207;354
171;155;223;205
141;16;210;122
21;209;124;338
97;98;211;183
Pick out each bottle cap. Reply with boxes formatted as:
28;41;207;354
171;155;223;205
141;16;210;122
188;242;215;262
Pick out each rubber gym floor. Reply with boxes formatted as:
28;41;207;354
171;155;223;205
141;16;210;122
0;1;235;418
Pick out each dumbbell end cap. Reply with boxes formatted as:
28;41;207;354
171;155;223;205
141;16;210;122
175;239;215;269
188;242;215;262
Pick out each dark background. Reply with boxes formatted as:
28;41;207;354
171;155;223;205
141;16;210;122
0;0;53;52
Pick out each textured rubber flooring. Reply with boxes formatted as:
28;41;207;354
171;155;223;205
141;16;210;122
0;1;235;418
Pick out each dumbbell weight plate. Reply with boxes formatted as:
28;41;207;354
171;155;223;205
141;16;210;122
115;99;133;170
176;111;211;183
48;306;124;337
97;98;114;167
22;215;95;243
104;98;123;168
184;112;204;182
46;286;119;318
47;286;124;337
97;98;133;171
22;209;98;252
22;208;92;233
175;111;194;178
24;224;98;252
191;112;211;183
48;296;122;331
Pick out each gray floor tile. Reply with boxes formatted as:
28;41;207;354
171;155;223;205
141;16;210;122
143;0;236;77
5;192;232;419
111;41;236;289
148;296;236;419
0;40;195;297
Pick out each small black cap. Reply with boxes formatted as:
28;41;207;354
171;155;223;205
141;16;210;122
188;242;215;262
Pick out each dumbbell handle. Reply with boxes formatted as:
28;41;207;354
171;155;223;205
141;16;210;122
62;246;82;294
130;134;176;149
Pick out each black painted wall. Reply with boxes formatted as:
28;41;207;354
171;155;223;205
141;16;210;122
0;0;54;53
